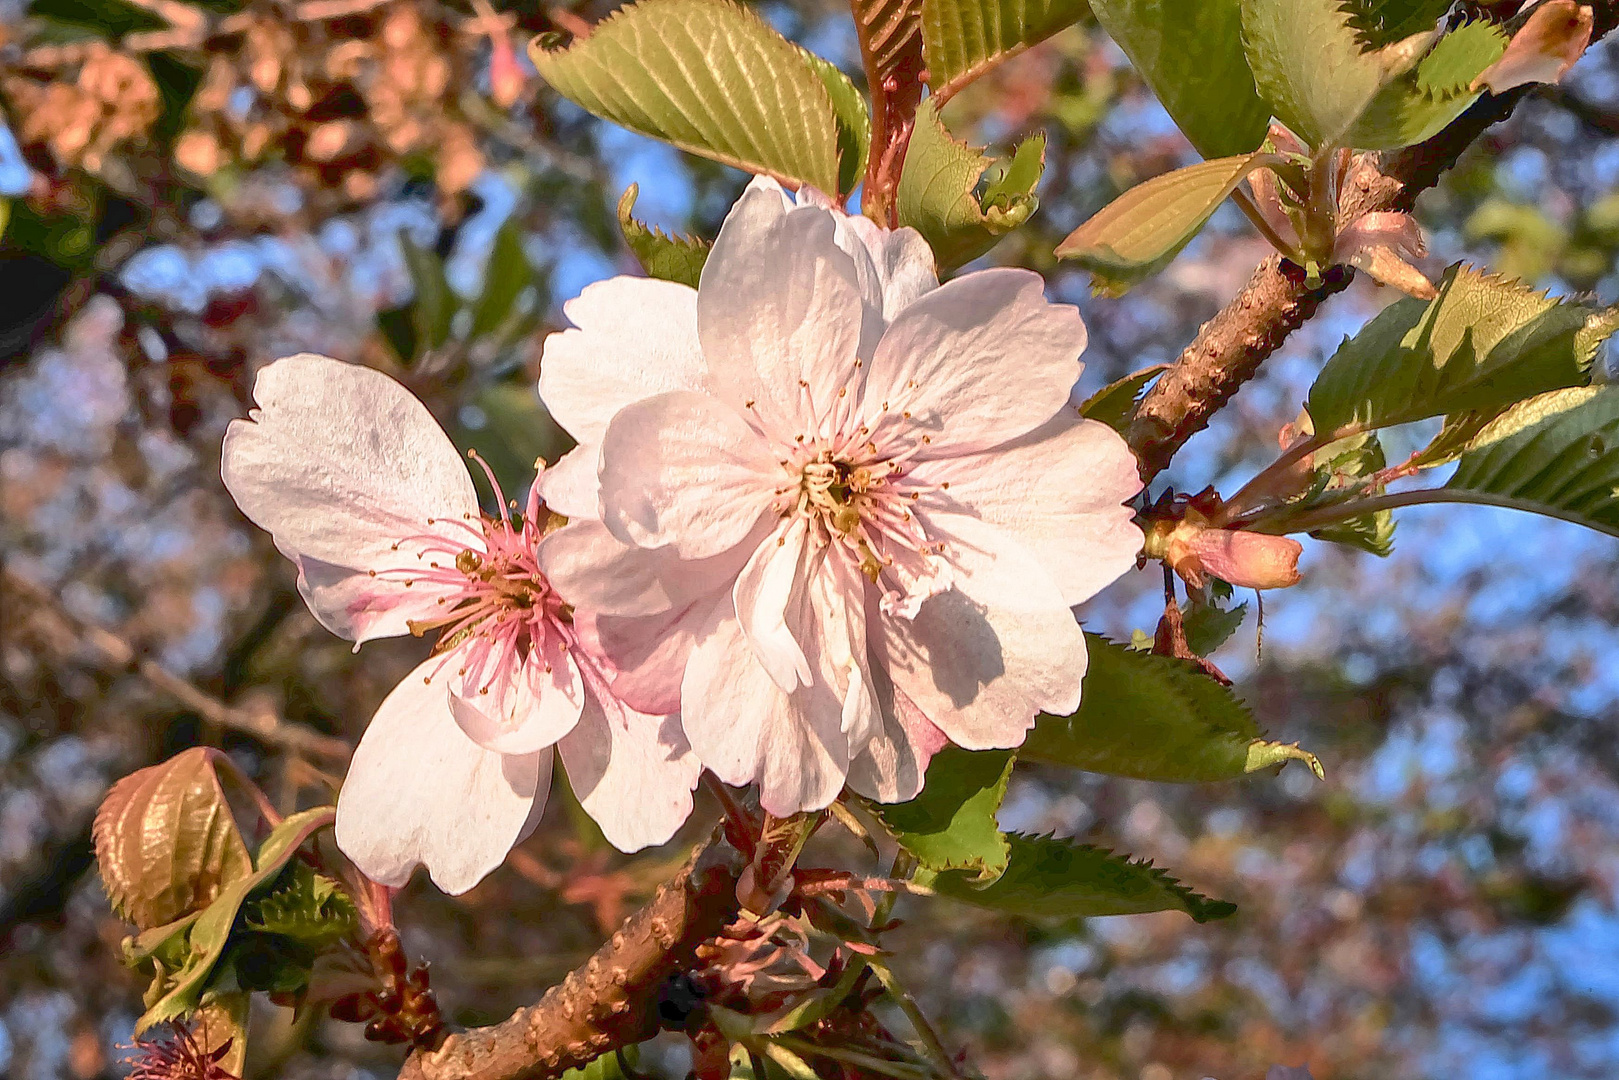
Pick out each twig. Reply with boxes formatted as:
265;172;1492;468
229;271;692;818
3;567;351;760
867;958;962;1080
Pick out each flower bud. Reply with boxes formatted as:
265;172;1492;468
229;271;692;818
1150;515;1303;591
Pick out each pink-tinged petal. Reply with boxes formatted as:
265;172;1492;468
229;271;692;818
862;269;1085;454
697;183;869;431
581;601;709;716
846;663;948;803
598;390;777;559
801;549;878;747
1176;528;1303;591
536;444;600;521
1475;0;1592;92
289;552;460;645
734;519;813;692
539;277;706;445
335;657;549;895
558;670;700;852
450;639;585;755
913;412;1144;606
876;516;1087;750
541;518;754;618
840;216;938;322
222;354;481;575
680;601;848;815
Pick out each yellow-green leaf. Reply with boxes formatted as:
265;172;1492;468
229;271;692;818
870;747;1014;882
921;0;1092;105
617;183;711;288
529;0;843;193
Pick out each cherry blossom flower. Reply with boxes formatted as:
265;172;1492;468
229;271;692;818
538;178;1143;816
221;354;698;892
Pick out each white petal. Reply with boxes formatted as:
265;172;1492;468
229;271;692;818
698;185;869;432
541;518;751;617
802;549;878;747
862;270;1085;454
335;658;549;895
598;390;777;559
912;412;1144;605
559;671;700;852
734;519;813;692
539;277;707;445
536;444;600;521
875;516;1087;751
846;663;949;804
289;553;459;645
839;216;938;322
450;639;585;755
680;601;848;815
222;354;481;574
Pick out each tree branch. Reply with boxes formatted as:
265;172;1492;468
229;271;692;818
1123;8;1619;484
398;837;745;1080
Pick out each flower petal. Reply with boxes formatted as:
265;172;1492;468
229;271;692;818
861;269;1085;454
734;518;813;692
846;664;949;804
558;670;700;852
222;354;481;574
539;277;707;446
335;658;549;895
839;216;938;322
913;412;1143;606
697;182;869;432
289;552;459;644
680;600;848;815
598;390;777;559
875;516;1087;750
536;444;600;521
450;638;585;755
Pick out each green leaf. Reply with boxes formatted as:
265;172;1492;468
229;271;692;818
1307;264;1619;440
1091;0;1270;158
1020;634;1322;782
128;807;336;1032
1240;0;1430;149
1343;0;1451;46
560;1045;639;1080
870;747;1014;881
799;51;870;195
1345;19;1507;150
617;183;711;288
1444;385;1619;537
240;861;356;951
1297;431;1398;555
895;100;1043;271
528;0;842;194
469;220;537;342
400;230;454;354
1079;365;1166;433
1054;152;1281;295
921;0;1091;105
1181;595;1248;655
927;833;1237;922
94;748;253;931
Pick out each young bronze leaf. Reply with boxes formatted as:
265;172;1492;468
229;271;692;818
1091;0;1270;158
870;748;1014;882
529;0;842;194
1444;385;1619;537
927;833;1237;922
94;748;253;931
895;101;1043;270
1054;152;1282;296
1307;264;1619;440
1020;634;1321;782
921;0;1091;106
617;183;711;288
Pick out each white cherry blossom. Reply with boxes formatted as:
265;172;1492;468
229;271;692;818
539;178;1144;816
221;353;699;893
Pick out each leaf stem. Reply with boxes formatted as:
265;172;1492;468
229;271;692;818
868;958;963;1080
1230;187;1299;261
768;1035;936;1080
1253;486;1619;537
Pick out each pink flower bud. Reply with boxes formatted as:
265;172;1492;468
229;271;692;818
1159;519;1303;591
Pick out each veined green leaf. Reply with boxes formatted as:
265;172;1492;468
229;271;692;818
129;807;336;1032
1055;152;1281;296
926;833;1237;922
1305;431;1397;555
529;0;843;193
1343;0;1450;46
799;51;871;195
1020;634;1322;782
1078;364;1167;434
1181;595;1249;655
1307;264;1619;440
1240;0;1430;149
1345;19;1507;150
1445;385;1619;537
94;748;253;932
921;0;1091;105
895;100;1043;270
870;747;1013;882
1091;0;1270;158
617;183;711;288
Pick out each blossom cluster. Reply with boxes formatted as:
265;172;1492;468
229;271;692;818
221;178;1143;893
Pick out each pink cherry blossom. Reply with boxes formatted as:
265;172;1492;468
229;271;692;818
221;353;698;893
538;178;1144;816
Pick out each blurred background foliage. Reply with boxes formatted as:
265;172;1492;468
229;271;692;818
4;1;1619;1079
